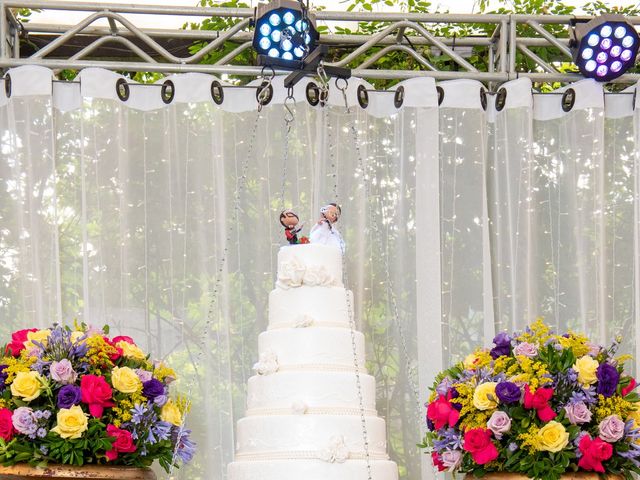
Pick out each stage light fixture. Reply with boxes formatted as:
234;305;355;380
571;15;640;82
252;0;319;65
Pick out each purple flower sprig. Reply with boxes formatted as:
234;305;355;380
0;365;8;392
32;325;90;377
128;402;172;447
171;427;196;463
432;428;463;453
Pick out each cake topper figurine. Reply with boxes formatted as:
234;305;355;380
310;203;344;251
280;209;309;245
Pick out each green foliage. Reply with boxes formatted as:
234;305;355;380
184;0;640;88
185;0;255;68
41;420;114;467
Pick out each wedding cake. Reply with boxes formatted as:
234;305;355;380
227;243;399;479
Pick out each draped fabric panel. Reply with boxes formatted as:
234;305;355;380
1;65;640;480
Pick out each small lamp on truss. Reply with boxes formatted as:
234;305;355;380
252;0;351;88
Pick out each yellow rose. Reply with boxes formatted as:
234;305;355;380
10;371;45;402
161;400;183;426
574;355;599;386
473;382;499;411
70;331;86;343
111;366;142;394
116;341;146;361
51;405;88;439
463;353;480;370
25;329;51;349
537;421;569;452
628;405;640;425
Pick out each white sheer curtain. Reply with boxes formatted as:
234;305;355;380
486;78;638;367
0;66;436;479
2;65;640;480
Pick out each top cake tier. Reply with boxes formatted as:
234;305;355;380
276;244;343;289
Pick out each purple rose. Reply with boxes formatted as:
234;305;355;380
142;379;165;400
0;365;7;392
57;384;82;409
599;415;625;442
11;407;38;436
564;401;592;425
136;369;153;383
596;363;620;398
495;382;521;404
50;359;77;385
487;411;511;439
441;450;462;470
154;394;169;407
490;332;512;359
514;342;538;358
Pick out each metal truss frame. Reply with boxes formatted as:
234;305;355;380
2;0;640;84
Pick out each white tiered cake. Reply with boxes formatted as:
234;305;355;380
227;244;399;480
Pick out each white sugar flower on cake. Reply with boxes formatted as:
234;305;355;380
252;350;279;375
276;256;306;289
319;435;350;463
293;314;315;328
303;265;335;287
291;399;308;415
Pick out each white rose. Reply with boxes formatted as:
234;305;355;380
319;436;350;463
294;315;315;328
291;399;308;415
304;266;332;286
252;350;279;375
276;257;306;289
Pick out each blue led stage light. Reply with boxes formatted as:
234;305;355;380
571;15;639;82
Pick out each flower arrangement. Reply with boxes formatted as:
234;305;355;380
0;324;195;472
424;320;640;480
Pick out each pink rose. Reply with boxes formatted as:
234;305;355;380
80;375;115;417
463;428;499;465
486;411;511;439
564;401;592;425
440;450;462;470
105;424;137;461
4;329;37;357
599;415;625;443
112;336;135;345
0;408;15;441
50;359;77;385
513;342;538;358
427;393;460;430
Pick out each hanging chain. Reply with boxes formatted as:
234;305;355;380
167;75;266;477
344;89;424;432
299;0;312;59
317;64;337;200
258;66;275;113
326;76;373;480
280;87;295;211
343;263;374;480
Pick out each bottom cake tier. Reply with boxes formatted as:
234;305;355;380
227;458;399;480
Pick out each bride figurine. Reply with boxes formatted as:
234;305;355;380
310;203;344;252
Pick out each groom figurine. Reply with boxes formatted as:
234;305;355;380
310;203;344;251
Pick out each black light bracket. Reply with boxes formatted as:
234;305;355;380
257;45;352;89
